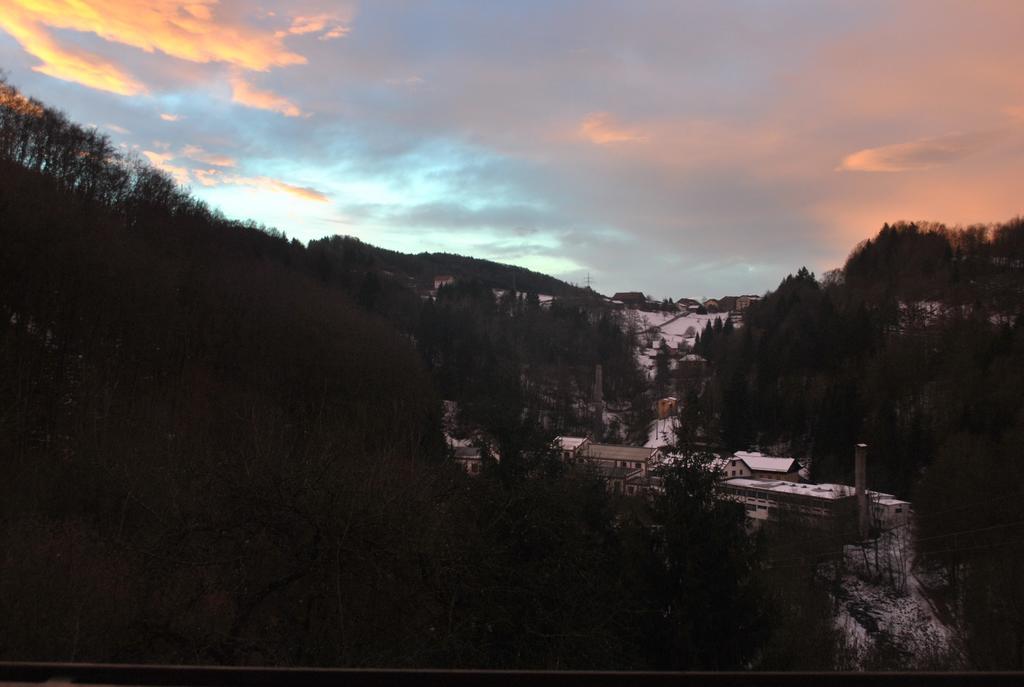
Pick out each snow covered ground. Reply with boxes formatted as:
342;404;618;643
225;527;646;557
624;308;733;377
645;416;680;450
830;527;961;669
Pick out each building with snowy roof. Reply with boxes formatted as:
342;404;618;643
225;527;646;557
611;291;647;307
723;451;802;482
720;478;910;534
676;298;702;312
554;436;590;462
736;294;760;311
560;442;664;497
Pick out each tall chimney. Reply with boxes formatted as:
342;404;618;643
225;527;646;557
855;443;869;539
592;364;604;438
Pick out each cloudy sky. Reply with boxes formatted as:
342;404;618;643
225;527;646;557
1;1;1022;298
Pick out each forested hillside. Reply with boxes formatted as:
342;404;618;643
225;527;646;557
688;221;1024;668
0;77;775;670
689;221;1024;494
308;234;585;298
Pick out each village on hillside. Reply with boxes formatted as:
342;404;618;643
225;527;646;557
433;275;910;543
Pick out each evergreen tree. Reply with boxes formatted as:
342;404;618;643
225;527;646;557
645;451;767;669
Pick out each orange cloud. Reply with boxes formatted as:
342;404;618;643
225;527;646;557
183;3;212;21
812;164;1024;258
0;10;147;95
192;168;221;186
238;176;328;202
4;0;306;71
837;131;999;172
578;112;649;145
274;13;350;40
142;149;191;186
0;0;336;103
159;113;182;121
183;164;328;201
230;75;301;116
320;26;348;40
141;149;327;201
182;144;235;167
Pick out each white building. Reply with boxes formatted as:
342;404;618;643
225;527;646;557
722;451;801;482
556;438;663;497
554;435;590;463
720;477;911;532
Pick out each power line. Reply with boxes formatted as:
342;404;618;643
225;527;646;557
765;533;1024;574
911;489;1024;521
761;516;1024;568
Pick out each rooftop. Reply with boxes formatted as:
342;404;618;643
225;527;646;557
723;478;911;505
555;436;589;451
584;443;659;461
723;478;853;500
732;451;798;473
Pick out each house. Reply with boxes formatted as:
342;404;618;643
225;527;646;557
722;451;801;482
720;478;911;533
720;444;911;537
611;292;647;308
433;275;455;290
578;443;663;496
454;446;483;475
656;397;678;419
736;294;760;312
676;297;702;312
721;478;858;530
554;435;590;463
718;296;738;312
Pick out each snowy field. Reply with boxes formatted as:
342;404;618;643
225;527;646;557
829;527;960;669
624;308;734;377
645;416;680;450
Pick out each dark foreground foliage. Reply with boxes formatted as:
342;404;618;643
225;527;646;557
0;77;777;669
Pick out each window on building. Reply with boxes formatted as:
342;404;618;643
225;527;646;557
470;463;479;473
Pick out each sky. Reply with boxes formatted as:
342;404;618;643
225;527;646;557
1;1;1022;298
